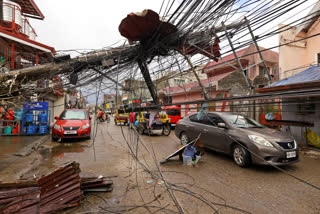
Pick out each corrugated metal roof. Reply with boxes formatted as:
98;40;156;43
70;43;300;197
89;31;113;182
266;65;320;88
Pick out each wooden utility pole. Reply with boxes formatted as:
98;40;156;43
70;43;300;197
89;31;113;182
223;22;252;89
137;58;158;104
0;46;136;82
245;17;272;82
178;50;211;100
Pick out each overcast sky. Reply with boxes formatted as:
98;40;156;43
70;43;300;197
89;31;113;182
30;0;318;53
31;0;180;54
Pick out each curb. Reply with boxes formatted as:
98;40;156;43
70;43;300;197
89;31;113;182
14;135;50;157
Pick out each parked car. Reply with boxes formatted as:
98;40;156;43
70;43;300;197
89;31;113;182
175;112;299;167
52;109;91;141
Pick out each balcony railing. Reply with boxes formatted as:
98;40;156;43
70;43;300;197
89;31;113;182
0;1;37;40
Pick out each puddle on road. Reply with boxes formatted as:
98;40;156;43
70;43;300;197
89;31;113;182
0;136;39;160
39;140;89;169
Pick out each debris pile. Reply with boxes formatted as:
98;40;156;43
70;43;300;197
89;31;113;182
0;185;40;214
81;176;113;192
0;161;113;213
38;161;82;213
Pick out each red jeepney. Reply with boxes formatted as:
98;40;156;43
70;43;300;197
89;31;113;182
162;105;181;127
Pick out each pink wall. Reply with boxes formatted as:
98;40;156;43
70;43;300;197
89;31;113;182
172;91;230;117
206;44;279;81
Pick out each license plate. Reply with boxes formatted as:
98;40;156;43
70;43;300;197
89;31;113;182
286;151;296;158
64;131;77;134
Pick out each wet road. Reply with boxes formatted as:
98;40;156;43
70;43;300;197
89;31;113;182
0;136;42;160
0;120;320;213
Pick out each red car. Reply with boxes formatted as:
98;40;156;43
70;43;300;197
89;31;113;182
52;109;91;141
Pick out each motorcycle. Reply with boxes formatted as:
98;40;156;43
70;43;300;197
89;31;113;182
98;114;110;123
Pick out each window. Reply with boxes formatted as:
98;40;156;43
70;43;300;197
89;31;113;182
203;113;225;126
189;114;200;123
317;53;320;65
174;79;185;84
60;111;87;120
224;114;264;128
259;66;270;76
167;109;180;116
297;98;316;114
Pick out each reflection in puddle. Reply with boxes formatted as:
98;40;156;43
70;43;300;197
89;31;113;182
0;136;40;160
39;142;87;168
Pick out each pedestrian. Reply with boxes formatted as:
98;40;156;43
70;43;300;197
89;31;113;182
144;110;150;129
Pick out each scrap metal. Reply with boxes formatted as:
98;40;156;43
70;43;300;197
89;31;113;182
0;161;114;213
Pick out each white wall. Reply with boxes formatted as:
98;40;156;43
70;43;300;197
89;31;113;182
53;96;65;120
281;98;320;145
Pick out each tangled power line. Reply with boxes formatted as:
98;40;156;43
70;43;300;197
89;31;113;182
1;0;320;212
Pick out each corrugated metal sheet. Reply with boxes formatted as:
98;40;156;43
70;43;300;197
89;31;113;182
266;65;320;88
0;162;113;213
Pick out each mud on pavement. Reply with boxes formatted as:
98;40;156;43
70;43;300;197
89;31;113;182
1;122;320;214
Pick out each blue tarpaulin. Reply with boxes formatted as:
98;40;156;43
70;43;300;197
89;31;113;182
266;65;320;88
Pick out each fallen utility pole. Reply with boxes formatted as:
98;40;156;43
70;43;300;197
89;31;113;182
0;45;137;82
245;17;272;82
91;67;128;91
223;22;252;89
92;67;139;98
137;58;158;104
178;50;211;100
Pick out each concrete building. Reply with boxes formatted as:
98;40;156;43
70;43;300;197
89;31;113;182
259;3;320;146
0;0;55;70
157;65;207;88
278;1;320;79
121;79;151;104
163;44;279;117
0;0;60;123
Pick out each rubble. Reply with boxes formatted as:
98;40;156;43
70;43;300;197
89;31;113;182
0;161;113;213
81;176;113;192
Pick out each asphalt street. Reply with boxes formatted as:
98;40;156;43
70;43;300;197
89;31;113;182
0;119;319;213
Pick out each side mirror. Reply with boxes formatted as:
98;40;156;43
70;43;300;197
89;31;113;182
54;116;59;120
217;123;227;129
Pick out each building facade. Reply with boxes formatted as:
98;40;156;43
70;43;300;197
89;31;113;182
0;0;60;123
259;3;320;147
0;0;55;70
278;2;320;79
163;44;279;118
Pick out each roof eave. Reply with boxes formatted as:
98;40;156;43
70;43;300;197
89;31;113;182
258;81;320;93
28;0;45;20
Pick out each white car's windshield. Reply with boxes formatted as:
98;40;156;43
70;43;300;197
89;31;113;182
225;115;264;128
60;111;87;120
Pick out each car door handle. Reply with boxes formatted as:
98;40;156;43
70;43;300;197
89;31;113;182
203;129;208;132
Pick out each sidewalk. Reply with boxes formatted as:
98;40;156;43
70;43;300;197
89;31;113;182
0;135;49;181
